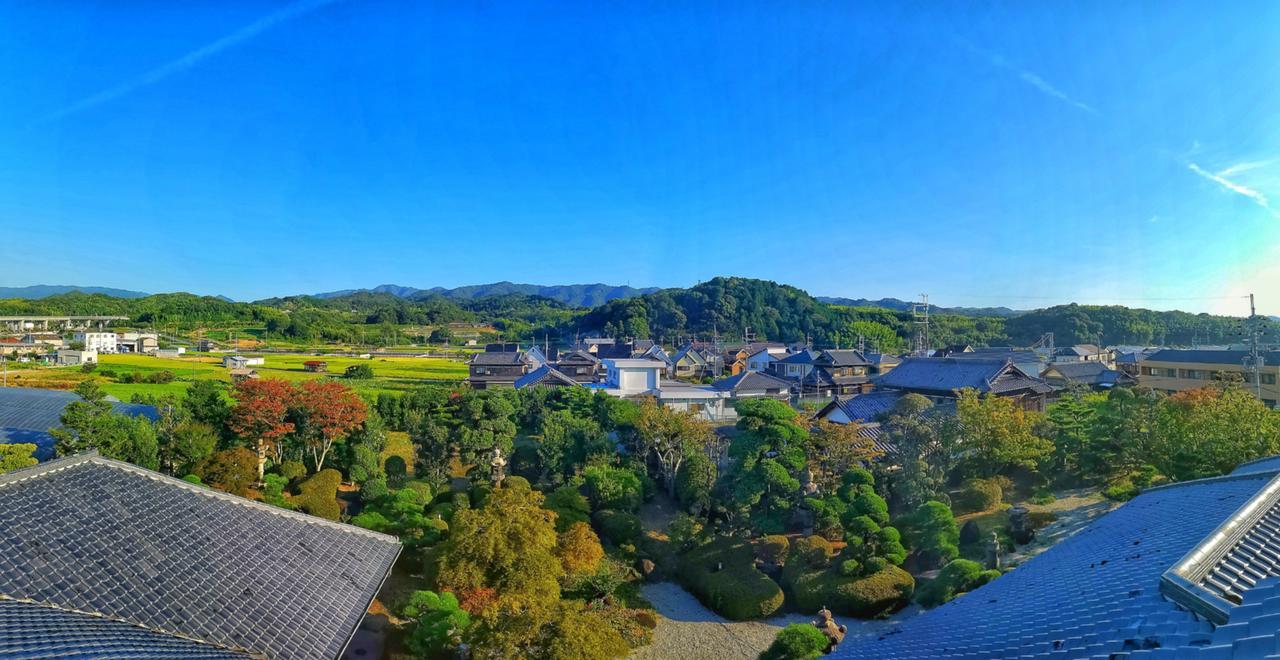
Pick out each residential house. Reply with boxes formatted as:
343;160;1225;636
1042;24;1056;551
711;370;794;400
875;357;1054;411
722;342;788;376
947;347;1045;382
600;358;666;395
116;332;159;354
580;337;615;354
746;348;783;373
931;344;974;358
863;352;901;376
653;383;731;422
514;365;582;389
21;332;64;348
770;348;821;381
1053;343;1112;366
73;331;117;354
1040;361;1136;390
814;390;907;425
222;355;265;369
672;344;713;381
836;456;1280;659
229;367;260;382
0;452;400;658
1138;349;1280;407
56;349;97;366
797;349;874;397
555;349;602;383
468;350;534;389
1115;348;1157;377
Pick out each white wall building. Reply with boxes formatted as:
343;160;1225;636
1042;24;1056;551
57;349;98;366
74;332;117;354
602;359;666;395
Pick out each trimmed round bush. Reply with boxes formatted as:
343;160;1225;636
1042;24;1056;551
839;559;861;577
863;556;889;574
792;565;914;618
592;509;642;547
296;468;343;521
761;623;830;660
916;558;988;608
953;479;1003;514
757;535;790;565
678;538;785;620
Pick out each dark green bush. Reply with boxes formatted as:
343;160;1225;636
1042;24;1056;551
792;565;914;618
678;538;785;620
757;535;790;565
583;465;644;512
781;535;836;588
760;623;829;660
953;478;1003;514
915;558;995;608
295;468;343;520
545;485;591;532
593;509;642;547
279;460;307;481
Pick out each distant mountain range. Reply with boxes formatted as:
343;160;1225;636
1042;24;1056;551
816;296;1025;318
313;282;660;308
0;284;150;299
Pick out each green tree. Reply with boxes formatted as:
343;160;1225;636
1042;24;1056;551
400;590;470;658
583;465;644;512
183;379;231;434
726;399;809;532
897;500;959;570
165;422;219;476
197;447;259;497
674;450;716;514
344;363;375;379
451;391;519;463
630;398;714;498
883;394;957;510
954;389;1051;479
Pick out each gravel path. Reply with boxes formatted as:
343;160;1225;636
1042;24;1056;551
630;582;918;660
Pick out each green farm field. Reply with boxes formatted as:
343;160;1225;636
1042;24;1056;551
3;352;468;401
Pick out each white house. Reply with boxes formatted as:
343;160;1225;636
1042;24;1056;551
746;348;782;372
74;332;117;354
223;355;265;369
57;349;98;366
601;358;666;395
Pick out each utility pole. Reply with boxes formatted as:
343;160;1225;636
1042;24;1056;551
912;293;930;356
1244;293;1265;399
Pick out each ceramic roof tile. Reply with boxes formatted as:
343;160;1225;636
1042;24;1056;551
0;453;400;659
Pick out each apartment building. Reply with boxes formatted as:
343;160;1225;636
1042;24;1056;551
73;331;118;354
1138;349;1280;407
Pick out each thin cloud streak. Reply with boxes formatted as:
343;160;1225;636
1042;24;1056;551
39;0;339;124
955;38;1099;116
1188;162;1278;217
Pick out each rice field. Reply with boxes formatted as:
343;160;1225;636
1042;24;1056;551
3;351;468;401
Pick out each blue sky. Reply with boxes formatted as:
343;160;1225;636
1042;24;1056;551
2;2;1279;313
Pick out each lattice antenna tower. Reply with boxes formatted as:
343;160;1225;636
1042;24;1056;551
912;293;930;355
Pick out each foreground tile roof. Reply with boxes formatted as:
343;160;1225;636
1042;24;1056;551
0;599;245;658
837;466;1280;659
0;453;401;659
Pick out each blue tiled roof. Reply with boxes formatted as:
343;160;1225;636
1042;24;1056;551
0;599;246;658
823;390;906;423
837;470;1277;659
877;357;1053;396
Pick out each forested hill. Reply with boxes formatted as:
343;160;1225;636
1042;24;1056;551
816;296;1023;318
0;280;1271;350
578;277;1273;349
313;282;659;307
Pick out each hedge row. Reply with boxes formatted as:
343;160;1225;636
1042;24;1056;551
791;565;915;618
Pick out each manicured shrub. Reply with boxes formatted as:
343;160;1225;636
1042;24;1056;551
592;509;642;547
792;565;914;618
279;460;307;481
675;451;716;512
781;535;835;588
915;558;994;608
557;522;605;575
953;478;1003;514
296;468;343;520
839;559;861;577
760;623;829;660
898;500;960;570
757;535;790;565
678;537;785;620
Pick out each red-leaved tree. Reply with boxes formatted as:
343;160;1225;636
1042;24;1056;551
228;378;297;482
293;380;367;473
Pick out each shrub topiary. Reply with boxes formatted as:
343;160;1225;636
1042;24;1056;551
839;559;861;577
757;535;790;565
953;479;1003;514
792;565;914;618
279;460;307;482
760;623;830;660
781;535;836;588
678;537;785;620
915;558;990;608
295;468;343;521
592;509;642;547
583;465;644;512
545;485;592;532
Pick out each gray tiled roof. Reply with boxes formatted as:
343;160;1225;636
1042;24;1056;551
819;390;907;423
712;371;794;393
838;469;1278;658
877;357;1053;396
0;599;246;658
469;351;526;365
0;453;400;659
514;365;581;389
1044;361;1136;387
816;350;871;367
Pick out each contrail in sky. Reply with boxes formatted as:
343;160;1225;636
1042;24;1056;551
40;0;339;123
954;37;1099;116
